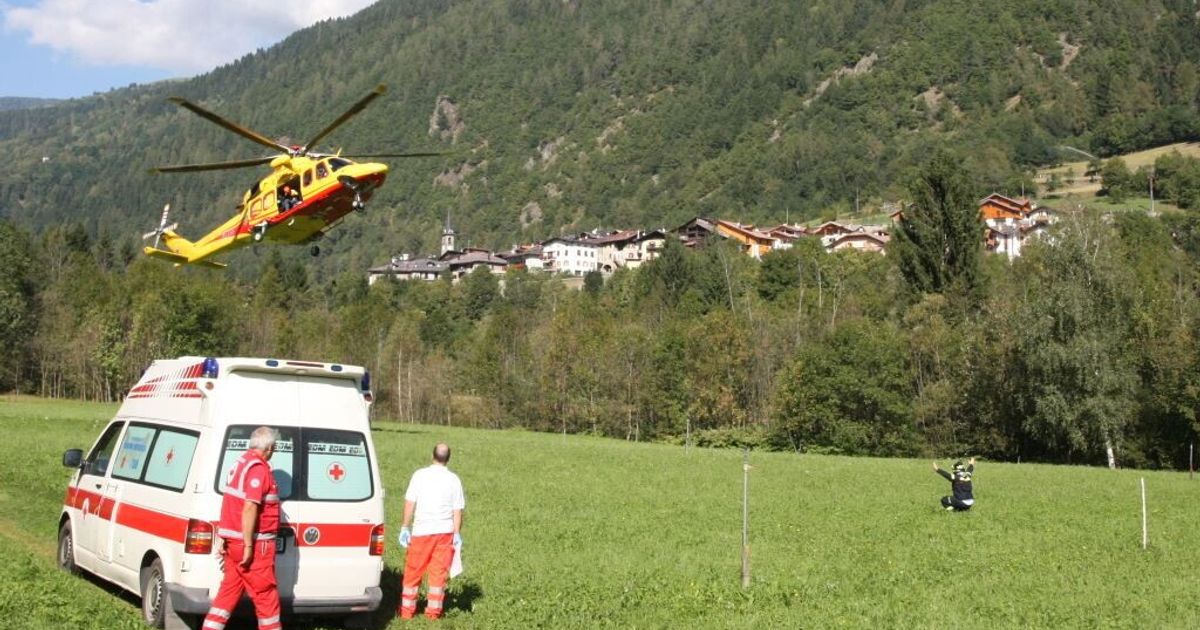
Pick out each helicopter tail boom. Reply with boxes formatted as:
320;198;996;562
143;230;228;269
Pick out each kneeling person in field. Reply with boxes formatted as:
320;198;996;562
933;457;975;511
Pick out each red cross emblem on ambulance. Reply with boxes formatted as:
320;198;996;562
327;462;345;483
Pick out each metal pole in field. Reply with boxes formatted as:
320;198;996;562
1140;477;1148;551
741;448;751;588
1190;443;1193;480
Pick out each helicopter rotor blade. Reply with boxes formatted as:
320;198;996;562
338;151;446;159
301;84;387;153
168;96;291;154
151;156;279;173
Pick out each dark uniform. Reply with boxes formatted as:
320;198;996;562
937;461;974;511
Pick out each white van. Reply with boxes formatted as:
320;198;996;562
58;357;386;629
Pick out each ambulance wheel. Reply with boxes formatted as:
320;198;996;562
140;557;168;628
57;522;79;575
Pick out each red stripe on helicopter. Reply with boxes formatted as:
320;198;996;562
220;172;384;241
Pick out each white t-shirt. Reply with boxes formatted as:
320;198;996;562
404;464;466;536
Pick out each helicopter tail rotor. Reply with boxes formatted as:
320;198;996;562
141;204;180;250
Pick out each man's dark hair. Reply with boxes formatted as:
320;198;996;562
433;443;451;464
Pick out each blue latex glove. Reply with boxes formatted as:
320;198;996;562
453;533;462;549
398;526;411;548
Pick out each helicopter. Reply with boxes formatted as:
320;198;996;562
143;84;438;267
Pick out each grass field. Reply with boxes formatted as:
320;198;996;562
1036;141;1200;199
2;396;1198;629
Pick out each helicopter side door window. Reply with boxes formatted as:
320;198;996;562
316;162;329;179
250;198;266;223
303;170;313;188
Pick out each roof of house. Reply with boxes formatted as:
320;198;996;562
498;244;543;260
763;224;808;239
581;229;640;246
812;221;862;235
368;257;448;275
827;231;890;247
448;250;508;268
542;235;599;247
979;193;1033;216
715;219;774;243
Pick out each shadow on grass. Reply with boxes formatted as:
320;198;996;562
355;565;483;627
72;558;482;629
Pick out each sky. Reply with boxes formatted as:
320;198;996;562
1;0;377;99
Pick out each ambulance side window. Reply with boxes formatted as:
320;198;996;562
112;425;156;482
83;422;124;477
143;428;199;491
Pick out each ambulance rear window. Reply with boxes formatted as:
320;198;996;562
305;429;372;501
217;426;298;500
216;425;373;502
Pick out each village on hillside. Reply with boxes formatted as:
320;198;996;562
368;193;1060;285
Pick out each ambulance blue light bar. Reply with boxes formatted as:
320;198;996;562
201;357;219;378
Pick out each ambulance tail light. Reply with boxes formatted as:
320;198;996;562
185;519;214;554
369;524;385;556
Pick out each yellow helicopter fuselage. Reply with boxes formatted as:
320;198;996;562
146;155;387;266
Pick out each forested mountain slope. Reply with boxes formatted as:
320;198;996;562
1;0;1197;276
0;97;61;111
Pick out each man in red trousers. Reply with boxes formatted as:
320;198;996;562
203;426;282;630
397;442;466;620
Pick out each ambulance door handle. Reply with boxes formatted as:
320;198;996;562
93;483;102;490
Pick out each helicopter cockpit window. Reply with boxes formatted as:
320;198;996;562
248;181;261;198
316;162;329;179
329;158;351;172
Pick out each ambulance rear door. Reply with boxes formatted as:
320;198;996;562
212;371;381;601
284;376;382;600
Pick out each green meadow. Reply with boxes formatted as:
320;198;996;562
1;396;1197;629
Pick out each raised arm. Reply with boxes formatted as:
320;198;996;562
933;462;952;481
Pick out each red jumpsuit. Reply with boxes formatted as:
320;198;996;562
203;450;282;630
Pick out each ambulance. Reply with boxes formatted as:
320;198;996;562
58;357;386;629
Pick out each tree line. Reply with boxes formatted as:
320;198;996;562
5;151;1200;469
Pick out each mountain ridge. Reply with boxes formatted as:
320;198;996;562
1;0;1197;278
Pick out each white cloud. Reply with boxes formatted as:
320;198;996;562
3;0;377;74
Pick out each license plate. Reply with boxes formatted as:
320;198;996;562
275;537;286;554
